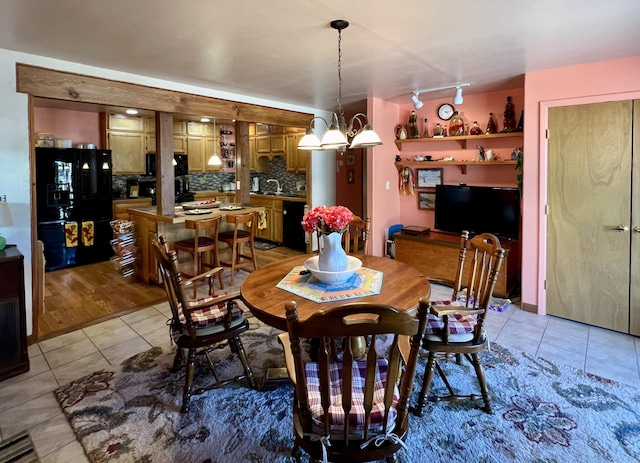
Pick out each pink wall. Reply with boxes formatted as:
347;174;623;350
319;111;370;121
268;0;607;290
33;107;103;147
523;54;640;314
367;97;402;256
368;90;524;257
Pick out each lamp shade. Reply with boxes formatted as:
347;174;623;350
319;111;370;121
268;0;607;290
297;129;322;150
350;125;383;149
320;121;348;149
0;202;13;228
207;154;223;166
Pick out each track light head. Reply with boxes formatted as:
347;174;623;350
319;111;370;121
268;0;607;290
453;86;464;104
411;92;423;110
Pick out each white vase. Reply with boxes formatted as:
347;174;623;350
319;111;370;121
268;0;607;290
318;232;348;272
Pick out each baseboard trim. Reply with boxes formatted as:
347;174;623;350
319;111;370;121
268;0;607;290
521;302;538;314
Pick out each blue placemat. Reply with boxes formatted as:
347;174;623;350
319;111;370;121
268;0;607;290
276;265;383;303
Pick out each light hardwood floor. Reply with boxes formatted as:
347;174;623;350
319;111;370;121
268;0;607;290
39;245;305;341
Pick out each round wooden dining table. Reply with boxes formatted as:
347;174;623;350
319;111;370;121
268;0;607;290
241;254;431;331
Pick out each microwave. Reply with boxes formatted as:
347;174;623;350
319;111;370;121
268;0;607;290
146;153;188;176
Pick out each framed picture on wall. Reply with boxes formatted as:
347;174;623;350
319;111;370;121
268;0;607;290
417;189;436;210
347;169;355;184
416;168;443;188
346;154;356;166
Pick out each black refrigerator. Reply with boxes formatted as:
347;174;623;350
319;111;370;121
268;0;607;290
35;147;114;271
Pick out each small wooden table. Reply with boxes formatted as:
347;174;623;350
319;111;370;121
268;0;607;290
241;254;431;331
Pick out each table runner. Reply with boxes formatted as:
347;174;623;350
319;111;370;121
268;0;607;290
276;265;383;303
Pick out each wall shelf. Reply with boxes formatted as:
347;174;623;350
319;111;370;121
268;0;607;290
395;160;516;174
394;132;522;150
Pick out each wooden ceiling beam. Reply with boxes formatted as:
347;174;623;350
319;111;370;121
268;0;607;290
16;64;312;127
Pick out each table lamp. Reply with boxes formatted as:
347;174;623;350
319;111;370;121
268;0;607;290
0;199;13;251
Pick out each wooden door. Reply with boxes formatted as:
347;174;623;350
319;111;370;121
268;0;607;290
631;102;640;335
547;101;633;332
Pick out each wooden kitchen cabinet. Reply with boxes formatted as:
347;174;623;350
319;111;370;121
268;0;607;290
249;196;285;243
186;121;205;136
108;114;145;131
286;132;307;173
256;136;271;154
273;200;284;243
186;136;205;172
112;198;153;221
107;131;146;174
250;196;274;241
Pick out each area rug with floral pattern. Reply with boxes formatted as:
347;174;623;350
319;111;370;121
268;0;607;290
54;314;640;463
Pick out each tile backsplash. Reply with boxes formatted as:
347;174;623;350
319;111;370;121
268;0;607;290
112;156;305;197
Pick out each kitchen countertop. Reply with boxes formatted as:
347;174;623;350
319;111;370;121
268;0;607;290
127;204;266;224
249;192;306;201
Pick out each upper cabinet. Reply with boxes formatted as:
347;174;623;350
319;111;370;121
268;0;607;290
104;114;146;174
286;129;307;174
104;113;235;174
249;123;306;173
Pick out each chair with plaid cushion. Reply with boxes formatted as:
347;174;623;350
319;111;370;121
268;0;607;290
414;230;505;415
282;298;428;463
152;235;257;413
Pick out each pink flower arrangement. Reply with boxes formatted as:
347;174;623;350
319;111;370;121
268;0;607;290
302;205;353;235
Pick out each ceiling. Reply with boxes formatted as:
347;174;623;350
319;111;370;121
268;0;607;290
1;0;639;112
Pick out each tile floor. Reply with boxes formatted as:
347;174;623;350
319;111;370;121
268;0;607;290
1;295;639;461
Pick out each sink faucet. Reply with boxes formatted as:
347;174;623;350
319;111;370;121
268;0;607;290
266;179;282;194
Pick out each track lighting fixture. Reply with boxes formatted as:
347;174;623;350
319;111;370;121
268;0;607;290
411;82;471;109
298;20;382;152
453;86;464;104
411;92;424;110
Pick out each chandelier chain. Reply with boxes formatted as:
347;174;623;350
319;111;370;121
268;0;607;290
336;27;343;116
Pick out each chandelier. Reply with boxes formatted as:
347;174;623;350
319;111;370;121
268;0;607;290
298;20;382;152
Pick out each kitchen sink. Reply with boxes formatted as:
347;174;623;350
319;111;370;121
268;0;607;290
250;191;300;197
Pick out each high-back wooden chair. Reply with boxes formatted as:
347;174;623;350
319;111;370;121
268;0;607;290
414;230;505;415
218;211;258;286
282;299;429;463
174;216;224;298
344;215;370;255
152;235;257;413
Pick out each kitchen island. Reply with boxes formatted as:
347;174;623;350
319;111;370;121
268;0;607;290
127;204;266;284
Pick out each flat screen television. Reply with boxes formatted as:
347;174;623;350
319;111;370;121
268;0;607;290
434;185;521;240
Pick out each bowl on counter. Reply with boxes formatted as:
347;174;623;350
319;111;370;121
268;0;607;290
303;255;362;285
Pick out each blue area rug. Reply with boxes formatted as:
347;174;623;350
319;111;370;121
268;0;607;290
54;313;640;463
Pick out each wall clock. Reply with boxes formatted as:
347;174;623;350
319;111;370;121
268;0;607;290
437;103;455;121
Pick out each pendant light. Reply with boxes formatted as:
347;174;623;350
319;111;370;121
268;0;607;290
298;20;382;152
207;118;223;167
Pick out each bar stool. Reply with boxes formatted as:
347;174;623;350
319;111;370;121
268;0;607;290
218;211;258;286
174;216;224;298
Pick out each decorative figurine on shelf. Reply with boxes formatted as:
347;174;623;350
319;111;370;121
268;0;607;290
433;123;444;137
395;124;408;140
449;111;464;136
477;145;486;161
503;96;517;132
408;111;419;138
422;118;430;138
486;113;497;134
470;121;483;135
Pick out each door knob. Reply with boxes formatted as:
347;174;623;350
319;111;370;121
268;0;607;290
609;225;629;232
633;226;640;234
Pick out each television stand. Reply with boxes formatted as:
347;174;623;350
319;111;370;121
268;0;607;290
394;231;520;298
